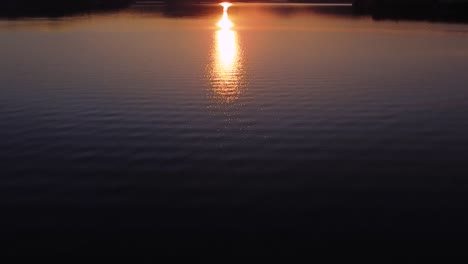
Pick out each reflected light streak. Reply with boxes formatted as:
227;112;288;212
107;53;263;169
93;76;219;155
217;2;233;29
217;29;236;66
208;2;244;103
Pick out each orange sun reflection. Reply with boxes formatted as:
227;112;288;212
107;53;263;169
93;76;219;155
208;2;245;103
217;2;233;29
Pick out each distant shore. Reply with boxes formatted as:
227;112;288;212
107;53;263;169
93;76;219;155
0;0;134;17
353;0;468;10
1;0;468;21
352;0;468;21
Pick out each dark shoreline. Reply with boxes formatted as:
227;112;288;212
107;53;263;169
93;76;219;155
0;0;134;18
352;0;468;22
1;0;468;23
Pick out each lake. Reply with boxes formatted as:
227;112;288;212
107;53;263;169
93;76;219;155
1;3;468;256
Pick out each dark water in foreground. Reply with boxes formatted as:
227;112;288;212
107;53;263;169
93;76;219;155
1;3;468;255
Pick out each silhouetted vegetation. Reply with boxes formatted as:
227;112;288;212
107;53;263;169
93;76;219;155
265;4;354;17
1;0;468;23
353;0;468;22
132;1;355;19
133;1;217;18
0;0;133;18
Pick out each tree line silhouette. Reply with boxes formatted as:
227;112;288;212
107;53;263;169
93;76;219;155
352;0;468;21
0;0;133;17
1;0;467;22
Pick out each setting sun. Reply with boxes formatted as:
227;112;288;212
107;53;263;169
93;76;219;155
220;2;232;11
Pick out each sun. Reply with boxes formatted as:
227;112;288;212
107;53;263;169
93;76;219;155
217;2;233;29
220;2;232;11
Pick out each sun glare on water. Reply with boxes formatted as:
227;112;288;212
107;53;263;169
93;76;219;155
216;2;236;70
208;2;245;103
220;2;232;13
217;2;233;29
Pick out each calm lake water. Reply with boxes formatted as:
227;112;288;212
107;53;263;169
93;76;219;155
2;3;468;255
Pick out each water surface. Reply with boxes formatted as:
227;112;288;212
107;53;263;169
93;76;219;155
1;3;468;254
